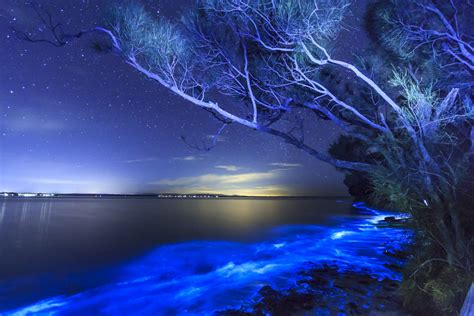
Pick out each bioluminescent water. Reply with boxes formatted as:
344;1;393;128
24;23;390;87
4;202;412;315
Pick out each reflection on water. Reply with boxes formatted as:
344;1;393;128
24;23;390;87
0;198;354;281
0;199;54;275
0;198;411;315
37;201;52;243
0;202;5;229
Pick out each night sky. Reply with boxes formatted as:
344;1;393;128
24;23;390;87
0;0;367;196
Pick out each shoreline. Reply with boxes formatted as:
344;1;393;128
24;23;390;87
219;216;413;315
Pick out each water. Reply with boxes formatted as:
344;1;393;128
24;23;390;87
0;198;411;315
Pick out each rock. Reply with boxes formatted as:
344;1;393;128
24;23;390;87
376;216;412;229
384;263;403;272
215;310;252;316
384;249;410;260
218;263;406;315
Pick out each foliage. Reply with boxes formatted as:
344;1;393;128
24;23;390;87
400;241;473;315
200;0;350;41
107;2;197;92
370;0;474;90
369;167;418;212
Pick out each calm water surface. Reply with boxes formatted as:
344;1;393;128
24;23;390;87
0;197;410;315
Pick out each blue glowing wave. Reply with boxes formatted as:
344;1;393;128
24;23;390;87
5;205;412;315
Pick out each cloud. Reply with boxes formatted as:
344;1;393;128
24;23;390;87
5;115;67;133
269;162;302;168
153;171;278;187
13;176;132;194
149;169;292;196
215;165;242;172
226;185;295;196
27;178;91;185
122;157;157;164
173;155;202;161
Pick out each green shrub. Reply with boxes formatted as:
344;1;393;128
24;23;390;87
401;244;473;315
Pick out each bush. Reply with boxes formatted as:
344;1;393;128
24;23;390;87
400;243;473;315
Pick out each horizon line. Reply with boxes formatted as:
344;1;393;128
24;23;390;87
1;191;352;198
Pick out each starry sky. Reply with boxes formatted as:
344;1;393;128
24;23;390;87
0;0;368;196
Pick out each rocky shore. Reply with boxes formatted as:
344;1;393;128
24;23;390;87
218;216;412;315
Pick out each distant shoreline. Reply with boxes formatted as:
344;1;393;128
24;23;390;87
1;193;352;200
